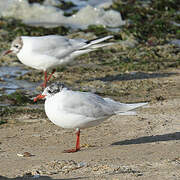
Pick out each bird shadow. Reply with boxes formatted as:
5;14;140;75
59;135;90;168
83;72;179;82
0;175;88;180
111;132;180;146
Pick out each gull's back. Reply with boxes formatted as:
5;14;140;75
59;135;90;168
50;89;115;118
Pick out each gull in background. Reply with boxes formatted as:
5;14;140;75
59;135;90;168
3;35;113;87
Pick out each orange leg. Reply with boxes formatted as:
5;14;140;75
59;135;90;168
47;69;56;82
63;129;80;153
41;69;56;88
44;71;47;88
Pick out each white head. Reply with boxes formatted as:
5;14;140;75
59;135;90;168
2;36;23;56
34;82;66;101
43;82;66;98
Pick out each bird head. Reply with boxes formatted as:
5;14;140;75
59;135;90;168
2;37;23;56
34;82;66;102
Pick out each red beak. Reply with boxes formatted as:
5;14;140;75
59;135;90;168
34;94;46;102
2;50;13;56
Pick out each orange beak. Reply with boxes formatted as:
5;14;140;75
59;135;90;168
2;50;13;56
34;94;46;102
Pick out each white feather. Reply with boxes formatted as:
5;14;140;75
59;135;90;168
43;87;148;129
15;35;114;71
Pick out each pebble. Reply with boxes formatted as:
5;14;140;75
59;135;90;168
22;159;142;177
17;152;34;157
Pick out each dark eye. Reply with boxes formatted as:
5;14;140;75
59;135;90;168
14;44;19;48
47;90;52;94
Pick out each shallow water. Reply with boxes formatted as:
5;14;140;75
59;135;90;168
0;66;38;96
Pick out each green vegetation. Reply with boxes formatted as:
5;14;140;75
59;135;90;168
86;25;109;37
0;119;7;125
56;0;75;10
28;0;44;4
0;91;32;105
111;0;180;41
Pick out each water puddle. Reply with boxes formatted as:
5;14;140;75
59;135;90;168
0;66;38;96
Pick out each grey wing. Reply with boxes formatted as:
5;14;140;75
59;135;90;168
60;91;115;118
104;98;148;113
31;35;86;59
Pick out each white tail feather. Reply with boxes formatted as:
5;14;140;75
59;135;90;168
104;97;148;113
81;35;113;49
88;35;113;45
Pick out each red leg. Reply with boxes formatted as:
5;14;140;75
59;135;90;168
63;129;80;153
44;71;47;88
40;69;56;88
76;129;80;150
47;69;56;82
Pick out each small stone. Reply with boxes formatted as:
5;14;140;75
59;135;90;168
23;152;34;157
17;152;34;157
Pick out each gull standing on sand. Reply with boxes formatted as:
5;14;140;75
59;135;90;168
34;82;148;153
3;35;113;87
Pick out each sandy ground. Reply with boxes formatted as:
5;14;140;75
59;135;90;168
0;70;180;180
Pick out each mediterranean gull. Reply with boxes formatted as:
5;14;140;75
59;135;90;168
34;82;148;153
